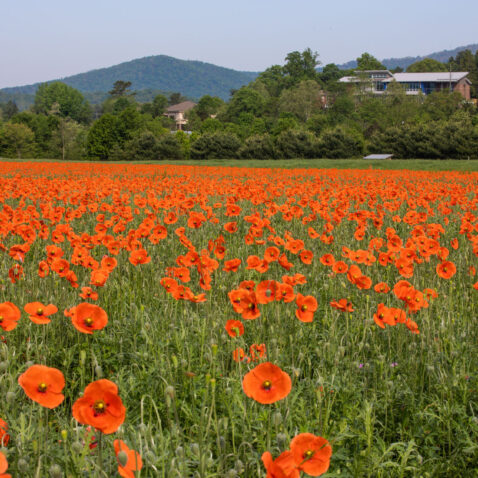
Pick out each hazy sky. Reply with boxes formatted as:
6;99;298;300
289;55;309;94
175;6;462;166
1;0;477;88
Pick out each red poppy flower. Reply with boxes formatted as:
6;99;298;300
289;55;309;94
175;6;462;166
79;287;99;301
262;450;299;478
70;303;108;335
330;299;353;312
225;320;244;337
223;258;241;272
24;302;58;325
18;365;65;409
114;440;143;478
295;294;318;322
436;261;456;279
72;379;126;434
0;451;11;478
290;433;332;476
0;302;21;332
0;419;9;446
242;362;291;404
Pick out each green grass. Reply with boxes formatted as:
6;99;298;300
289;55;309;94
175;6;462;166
2;156;478;171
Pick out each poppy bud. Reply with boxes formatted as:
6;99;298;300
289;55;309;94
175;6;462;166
60;430;67;441
277;433;288;446
226;470;238;477
175;446;184;458
71;441;83;454
79;350;86;365
138;423;147;434
6;392;15;403
272;411;282;426
235;459;244;473
165;385;175;399
145;451;156;463
117;450;128;467
49;463;62;478
217;435;226;450
211;344;218;356
0;362;7;371
18;458;29;473
94;365;103;378
190;443;200;456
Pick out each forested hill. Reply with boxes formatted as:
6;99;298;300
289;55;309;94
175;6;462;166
0;55;258;102
338;43;478;70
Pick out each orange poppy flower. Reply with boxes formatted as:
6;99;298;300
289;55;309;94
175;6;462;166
373;303;395;328
278;283;295;303
18;364;65;409
295;294;318;322
278;253;293;271
72;379;126;434
24;302;58;325
299;250;313;265
225;319;244;337
374;282;390;293
224;221;237;233
0;451;11;478
79;287;99;301
0;419;9;446
256;280;280;304
290;433;332;476
129;248;151;265
223;258;241;272
239;280;256;292
249;343;266;361
114;440;143;478
330;299;353;312
332;261;348;274
264;246;280;263
436;261;456;279
38;260;50;278
320;254;335;266
232;347;249;363
242;362;291;404
406;318;420;334
262;450;300;478
0;302;21;332
90;268;109;287
70;303;108;335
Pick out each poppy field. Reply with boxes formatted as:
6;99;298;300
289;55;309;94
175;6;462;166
0;161;477;477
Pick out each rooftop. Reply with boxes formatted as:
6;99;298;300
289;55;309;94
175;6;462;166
166;101;197;113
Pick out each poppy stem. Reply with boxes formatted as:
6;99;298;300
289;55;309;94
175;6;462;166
98;431;104;475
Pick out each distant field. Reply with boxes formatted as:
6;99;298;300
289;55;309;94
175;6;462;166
3;157;478;171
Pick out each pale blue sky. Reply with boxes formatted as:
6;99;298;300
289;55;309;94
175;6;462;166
1;0;477;88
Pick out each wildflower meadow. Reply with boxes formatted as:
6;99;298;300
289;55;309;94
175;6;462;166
0;161;477;477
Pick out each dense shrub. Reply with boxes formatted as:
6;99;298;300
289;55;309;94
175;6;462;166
274;129;317;158
318;127;364;158
239;134;277;159
157;134;184;160
190;131;241;159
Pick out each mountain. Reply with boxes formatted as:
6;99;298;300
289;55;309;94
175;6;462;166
0;55;258;106
337;43;478;70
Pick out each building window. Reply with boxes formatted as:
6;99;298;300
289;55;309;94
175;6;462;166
374;82;385;91
405;82;420;91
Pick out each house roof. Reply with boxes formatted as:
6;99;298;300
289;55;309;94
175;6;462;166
166;101;197;113
339;71;471;85
386;72;470;83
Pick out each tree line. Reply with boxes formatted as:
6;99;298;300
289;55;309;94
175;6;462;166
1;49;478;160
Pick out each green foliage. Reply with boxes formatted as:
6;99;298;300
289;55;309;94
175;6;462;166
1;100;19;121
108;80;134;98
283;48;320;85
318;127;364;158
239;134;277;159
225;87;265;122
33;82;92;123
279;80;323;122
275;129;317;158
356;52;386;71
406;58;448;72
190;131;241;159
195;95;224;121
0;122;35;158
157;133;184;160
86;114;121;160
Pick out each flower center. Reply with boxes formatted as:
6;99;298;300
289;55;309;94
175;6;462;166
0;316;3;323
84;317;94;327
301;305;308;311
38;382;47;393
262;380;272;391
93;400;106;415
36;308;44;315
304;449;315;460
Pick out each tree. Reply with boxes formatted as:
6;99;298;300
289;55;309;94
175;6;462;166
33;82;92;123
319;64;342;85
283;48;320;85
169;92;186;105
1;101;18;121
86;114;121;160
279;80;323;122
225;87;265;122
0;123;35;158
49;102;83;160
151;94;168;117
195;95;224;120
406;58;447;72
356;53;385;70
108;81;134;98
256;65;287;97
